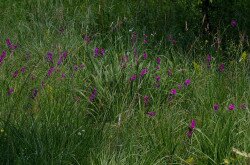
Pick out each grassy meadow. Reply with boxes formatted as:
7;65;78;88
0;0;249;164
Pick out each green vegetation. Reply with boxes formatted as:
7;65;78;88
0;0;249;164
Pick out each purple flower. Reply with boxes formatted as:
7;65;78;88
219;63;225;72
6;38;17;50
184;79;191;86
57;51;68;65
47;52;53;63
168;69;173;76
228;104;235;111
130;74;137;81
20;67;26;74
74;65;78;71
83;35;91;44
140;68;148;77
187;119;196;138
231;19;237;28
156;57;161;64
213;103;219;111
207;54;212;62
31;88;38;99
0;51;7;65
155;75;161;82
147;111;156;117
89;88;97;102
143;95;150;106
143;34;148;44
100;48;105;56
12;70;19;78
156;65;160;70
62;73;66;78
47;67;55;77
94;47;99;57
170;89;177;95
178;84;182;90
8;88;14;95
143;52;148;60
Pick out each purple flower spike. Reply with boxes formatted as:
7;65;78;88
156;57;161;64
147;111;156;117
143;52;148;60
89;88;97;102
47;67;55;77
0;51;7;65
140;68;148;77
228;104;235;111
100;48;105;56
143;95;150;106
187;119;196;138
213;103;219;111
168;69;173;76
8;88;14;95
130;74;137;81
219;63;225;72
178;84;182;90
31;88;38;99
12;70;19;78
155;75;161;82
231;19;237;28
207;54;212;62
184;79;191;86
94;47;99;57
20;67;26;74
170;89;177;95
47;52;53;63
6;38;17;50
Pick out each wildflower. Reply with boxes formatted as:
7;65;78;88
20;67;26;74
140;68;148;77
143;95;149;106
94;47;99;57
143;52;148;60
31;88;38;99
178;84;182;90
155;75;161;82
89;88;97;102
147;111;156;117
130;74;137;81
100;48;105;56
83;34;91;44
143;34;148;44
57;51;68;65
184;79;191;86
207;54;212;62
12;70;19;78
6;38;17;50
219;63;225;72
231;19;237;28
213;103;219;111
168;69;173;76
47;52;53;63
47;67;55;77
74;65;78;71
187;119;196;138
156;65;160;70
156;57;161;64
62;73;66;78
170;89;177;95
228;104;235;111
8;88;14;95
0;51;7;65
